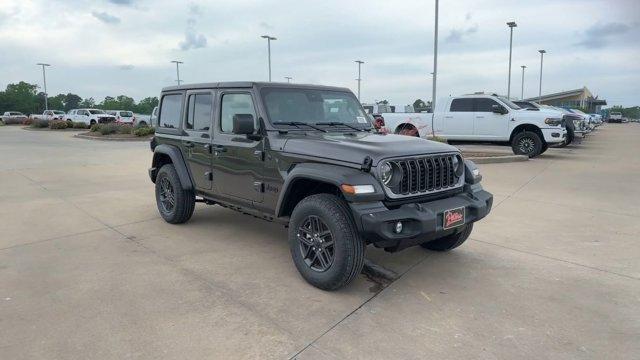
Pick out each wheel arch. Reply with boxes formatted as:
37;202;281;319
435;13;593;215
150;144;193;190
276;163;385;218
509;123;544;143
395;123;419;137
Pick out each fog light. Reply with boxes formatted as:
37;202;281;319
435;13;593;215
394;221;403;234
552;132;560;138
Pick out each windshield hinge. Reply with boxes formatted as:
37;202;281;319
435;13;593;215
361;156;373;172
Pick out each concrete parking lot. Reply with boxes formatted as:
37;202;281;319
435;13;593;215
1;124;638;359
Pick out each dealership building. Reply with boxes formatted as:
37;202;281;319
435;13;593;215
525;86;607;113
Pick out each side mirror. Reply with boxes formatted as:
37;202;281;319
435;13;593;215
492;105;507;114
232;114;255;135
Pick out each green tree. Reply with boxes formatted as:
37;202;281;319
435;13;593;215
135;96;159;114
79;97;95;108
413;99;430;112
64;93;82;111
0;82;39;114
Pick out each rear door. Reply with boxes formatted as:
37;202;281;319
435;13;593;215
473;97;508;139
181;90;215;191
443;98;475;138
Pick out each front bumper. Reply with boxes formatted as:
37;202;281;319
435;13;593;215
350;184;493;252
541;127;567;143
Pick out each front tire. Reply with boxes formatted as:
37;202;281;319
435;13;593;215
288;194;364;290
155;164;195;224
511;131;542;157
421;223;473;251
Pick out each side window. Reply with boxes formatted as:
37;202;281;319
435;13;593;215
185;93;213;131
450;98;474;112
159;94;183;129
220;93;256;133
475;98;500;112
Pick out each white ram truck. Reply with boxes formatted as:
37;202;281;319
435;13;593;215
362;103;433;137
30;110;66;121
66;109;116;126
433;93;566;157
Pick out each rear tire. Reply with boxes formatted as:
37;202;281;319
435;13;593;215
511;131;542;158
288;194;364;290
155;164;195;224
421;223;473;251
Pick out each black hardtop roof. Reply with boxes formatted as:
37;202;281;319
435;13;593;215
161;81;352;93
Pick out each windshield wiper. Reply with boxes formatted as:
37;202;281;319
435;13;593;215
315;121;369;132
272;121;327;132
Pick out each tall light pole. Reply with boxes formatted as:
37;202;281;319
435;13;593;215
285;76;292;83
355;60;364;101
36;63;51;110
520;65;526;100
261;35;277;81
171;60;183;85
506;21;517;99
431;0;439;137
538;50;546;102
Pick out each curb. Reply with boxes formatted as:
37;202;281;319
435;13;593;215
465;154;528;164
22;126;84;132
74;133;152;142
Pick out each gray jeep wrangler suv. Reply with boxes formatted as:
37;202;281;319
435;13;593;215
149;82;493;290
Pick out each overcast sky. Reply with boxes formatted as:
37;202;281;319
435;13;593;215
1;0;639;107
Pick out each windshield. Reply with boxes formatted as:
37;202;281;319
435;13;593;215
53;110;64;114
261;88;371;129
496;96;521;110
89;109;106;114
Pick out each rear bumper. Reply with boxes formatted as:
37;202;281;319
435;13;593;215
349;184;493;252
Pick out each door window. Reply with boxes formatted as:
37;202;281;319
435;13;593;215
220;93;256;133
475;98;500;112
185;93;213;131
159;94;183;129
449;98;474;112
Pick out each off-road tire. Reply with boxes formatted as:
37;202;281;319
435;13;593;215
421;223;473;251
511;131;542;158
288;194;365;290
155;164;195;224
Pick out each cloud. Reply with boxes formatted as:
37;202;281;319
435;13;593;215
91;11;120;24
108;0;135;5
118;64;134;70
179;2;207;51
445;24;478;43
575;22;631;48
259;21;274;30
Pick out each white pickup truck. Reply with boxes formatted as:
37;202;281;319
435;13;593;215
30;110;66;121
433;93;566;157
66;109;116;125
362;103;433;137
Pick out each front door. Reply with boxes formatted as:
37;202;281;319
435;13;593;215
181;91;214;191
444;98;475;138
473;98;508;139
211;91;264;205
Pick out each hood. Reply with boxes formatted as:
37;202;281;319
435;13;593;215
516;108;563;119
280;132;458;165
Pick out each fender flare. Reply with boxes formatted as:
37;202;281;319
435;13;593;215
275;163;385;217
151;144;194;190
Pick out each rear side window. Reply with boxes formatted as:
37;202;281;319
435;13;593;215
159;94;183;129
450;98;473;112
185;93;213;131
475;98;500;112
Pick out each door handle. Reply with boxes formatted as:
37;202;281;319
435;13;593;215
476;116;484;118
445;116;453;119
212;145;227;153
184;141;194;148
203;144;212;153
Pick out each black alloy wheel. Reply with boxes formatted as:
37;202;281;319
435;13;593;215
297;215;335;272
158;177;176;213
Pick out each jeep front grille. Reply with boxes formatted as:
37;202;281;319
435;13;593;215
391;154;462;196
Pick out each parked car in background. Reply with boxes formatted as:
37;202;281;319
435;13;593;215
566;109;595;131
30;110;66;122
513;100;575;147
134;114;151;127
362;103;432;137
149;106;158;127
433;93;566;157
1;111;28;124
106;110;136;125
66;109;116;125
609;112;623;123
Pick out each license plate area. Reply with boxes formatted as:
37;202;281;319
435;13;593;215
443;206;465;230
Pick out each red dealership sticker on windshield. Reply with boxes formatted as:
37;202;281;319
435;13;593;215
443;207;465;229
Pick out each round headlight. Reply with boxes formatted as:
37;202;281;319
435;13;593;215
453;154;464;177
380;162;393;185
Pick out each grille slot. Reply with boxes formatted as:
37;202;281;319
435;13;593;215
391;154;460;196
